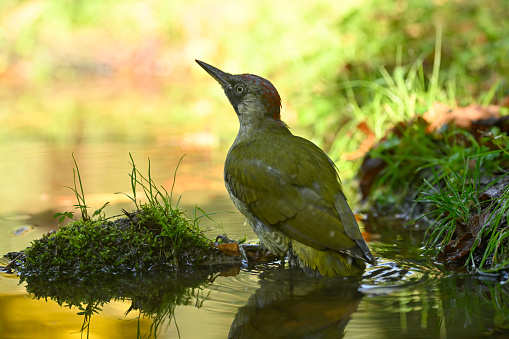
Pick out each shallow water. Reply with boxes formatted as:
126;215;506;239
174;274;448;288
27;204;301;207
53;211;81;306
1;142;508;339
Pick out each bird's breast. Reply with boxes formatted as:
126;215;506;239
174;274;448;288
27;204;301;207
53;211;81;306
224;160;292;256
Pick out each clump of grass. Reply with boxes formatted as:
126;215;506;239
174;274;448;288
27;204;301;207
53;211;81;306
360;117;507;217
13;154;217;278
124;153;215;269
348;46;509;275
349;31;507;212
417;141;509;275
477;187;509;274
54;154;110;223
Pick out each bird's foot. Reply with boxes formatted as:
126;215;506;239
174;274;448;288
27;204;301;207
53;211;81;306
239;243;260;263
239;243;278;263
215;234;235;244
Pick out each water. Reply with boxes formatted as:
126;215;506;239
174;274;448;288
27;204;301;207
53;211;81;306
1;143;508;339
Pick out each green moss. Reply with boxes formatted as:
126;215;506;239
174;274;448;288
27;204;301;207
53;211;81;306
7;153;224;278
2;154;246;281
15;206;217;278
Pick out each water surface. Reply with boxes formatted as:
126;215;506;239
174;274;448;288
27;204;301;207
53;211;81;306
1;142;508;339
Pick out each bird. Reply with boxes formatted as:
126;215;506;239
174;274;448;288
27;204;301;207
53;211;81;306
196;60;377;277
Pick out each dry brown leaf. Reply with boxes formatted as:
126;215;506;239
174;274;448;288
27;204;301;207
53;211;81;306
437;209;491;264
423;102;501;133
359;156;386;200
437;232;475;263
215;242;241;257
343;122;376;160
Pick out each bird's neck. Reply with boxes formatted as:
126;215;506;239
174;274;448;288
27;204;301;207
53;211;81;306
234;116;290;145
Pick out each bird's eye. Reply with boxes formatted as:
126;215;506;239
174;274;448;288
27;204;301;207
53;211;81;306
234;84;244;94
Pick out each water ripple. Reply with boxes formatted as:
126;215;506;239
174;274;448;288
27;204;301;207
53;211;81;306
202;268;261;314
360;257;439;295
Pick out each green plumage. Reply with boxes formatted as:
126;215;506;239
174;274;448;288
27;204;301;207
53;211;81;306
225;122;374;276
196;60;377;277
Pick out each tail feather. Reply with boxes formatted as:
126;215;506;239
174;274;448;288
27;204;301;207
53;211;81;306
291;241;365;277
334;192;377;266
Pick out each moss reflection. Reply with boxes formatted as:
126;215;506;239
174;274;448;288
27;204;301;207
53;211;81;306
20;267;221;338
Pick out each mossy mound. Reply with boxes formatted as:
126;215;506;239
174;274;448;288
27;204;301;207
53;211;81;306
2;154;274;280
9;205;221;278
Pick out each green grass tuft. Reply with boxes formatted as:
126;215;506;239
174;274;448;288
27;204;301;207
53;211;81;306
16;154;218;278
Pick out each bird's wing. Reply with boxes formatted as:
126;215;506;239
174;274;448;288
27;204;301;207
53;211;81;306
225;144;370;261
335;191;377;265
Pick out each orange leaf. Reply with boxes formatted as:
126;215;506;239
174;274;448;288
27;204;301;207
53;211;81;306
343;122;376;160
215;243;241;257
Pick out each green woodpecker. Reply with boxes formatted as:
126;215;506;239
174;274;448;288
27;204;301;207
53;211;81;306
196;60;377;277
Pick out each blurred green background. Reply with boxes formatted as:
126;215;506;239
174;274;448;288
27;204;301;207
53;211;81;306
0;0;508;216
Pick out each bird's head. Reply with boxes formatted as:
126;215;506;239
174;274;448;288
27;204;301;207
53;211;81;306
196;60;284;128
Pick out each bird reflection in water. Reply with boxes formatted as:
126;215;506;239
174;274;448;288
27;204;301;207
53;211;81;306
228;267;363;338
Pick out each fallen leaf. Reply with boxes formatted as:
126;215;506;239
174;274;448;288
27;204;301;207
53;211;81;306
359;156;386;200
423;102;501;133
437;208;491;264
343;122;376;160
214;242;240;257
437;232;475;263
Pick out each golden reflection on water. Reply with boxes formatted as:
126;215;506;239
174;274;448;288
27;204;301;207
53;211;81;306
0;294;151;339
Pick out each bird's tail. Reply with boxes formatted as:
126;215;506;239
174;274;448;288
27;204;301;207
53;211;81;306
334;192;378;266
291;241;365;277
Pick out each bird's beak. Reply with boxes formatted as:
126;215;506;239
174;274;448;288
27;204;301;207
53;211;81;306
195;60;233;89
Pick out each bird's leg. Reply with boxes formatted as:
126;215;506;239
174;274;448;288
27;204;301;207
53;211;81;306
238;243;261;263
287;245;299;268
238;243;279;264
